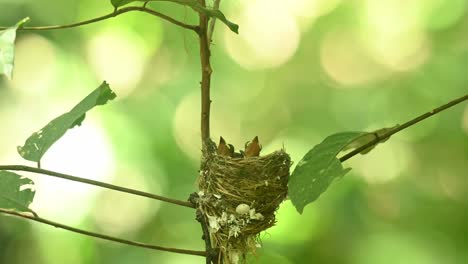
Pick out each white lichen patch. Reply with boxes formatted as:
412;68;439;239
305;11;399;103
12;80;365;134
249;209;264;220
229;225;241;238
207;214;221;233
228;214;236;224
219;212;228;225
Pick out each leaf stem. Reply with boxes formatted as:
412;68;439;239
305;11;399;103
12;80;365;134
0;208;206;257
0;165;195;209
0;6;199;33
340;93;468;162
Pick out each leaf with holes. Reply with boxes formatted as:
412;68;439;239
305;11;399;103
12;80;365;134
0;17;30;78
289;132;365;214
0;171;35;212
17;81;116;163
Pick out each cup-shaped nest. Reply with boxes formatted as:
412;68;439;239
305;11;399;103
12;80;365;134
197;148;291;264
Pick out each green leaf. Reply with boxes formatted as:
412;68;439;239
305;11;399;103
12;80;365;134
0;17;30;79
110;0;239;33
0;171;35;212
111;0;136;8
289;132;365;214
17;82;116;162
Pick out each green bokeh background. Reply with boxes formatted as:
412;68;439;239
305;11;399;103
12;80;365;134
1;0;467;263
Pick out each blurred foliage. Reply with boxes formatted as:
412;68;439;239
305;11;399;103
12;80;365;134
0;0;467;263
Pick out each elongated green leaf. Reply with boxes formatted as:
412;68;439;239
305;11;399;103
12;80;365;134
110;0;239;33
0;171;35;212
289;132;365;214
17;82;116;162
0;17;30;78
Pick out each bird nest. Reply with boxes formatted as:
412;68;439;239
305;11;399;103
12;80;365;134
197;141;291;264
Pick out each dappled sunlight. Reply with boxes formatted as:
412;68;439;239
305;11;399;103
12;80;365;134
320;29;386;87
348;139;412;184
31;120;116;224
360;0;431;72
173;92;201;161
173;91;244;160
92;165;162;236
223;0;300;70
285;0;342;19
11;34;58;94
262;136;316;171
0;0;467;263
86;28;148;98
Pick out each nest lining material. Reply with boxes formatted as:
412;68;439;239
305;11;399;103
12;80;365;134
197;147;291;264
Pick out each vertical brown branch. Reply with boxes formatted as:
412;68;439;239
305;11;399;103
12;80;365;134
197;0;216;263
199;0;213;143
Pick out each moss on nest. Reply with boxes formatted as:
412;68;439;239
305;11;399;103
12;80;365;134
197;144;291;263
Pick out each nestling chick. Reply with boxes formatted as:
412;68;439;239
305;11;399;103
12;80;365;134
244;136;262;157
217;136;234;157
232;147;244;158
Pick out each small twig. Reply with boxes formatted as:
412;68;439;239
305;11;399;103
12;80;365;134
197;209;218;264
0;6;199;33
0;165;195;209
0;208;206;257
1;196;39;217
340;93;468;162
207;0;221;44
189;193;218;264
198;0;213;143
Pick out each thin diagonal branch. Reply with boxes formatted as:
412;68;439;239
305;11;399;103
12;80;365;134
0;165;195;209
0;6;199;33
340;93;468;162
0;208;206;257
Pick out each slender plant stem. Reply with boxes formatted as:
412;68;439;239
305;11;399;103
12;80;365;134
196;2;217;263
340;93;468;162
198;0;213;143
207;0;221;44
0;165;195;209
0;6;199;33
0;208;206;257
